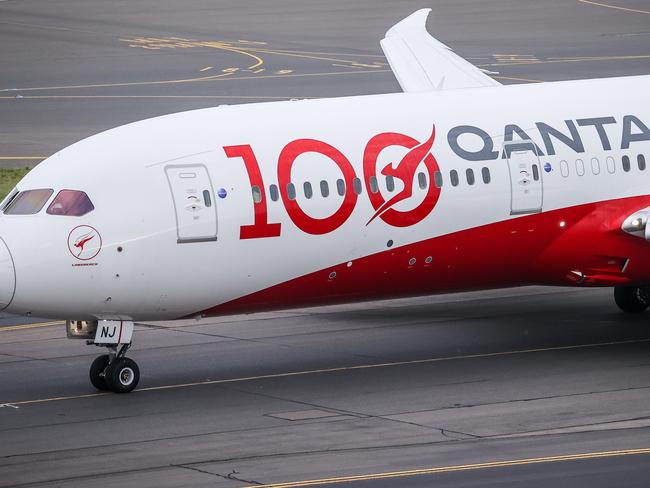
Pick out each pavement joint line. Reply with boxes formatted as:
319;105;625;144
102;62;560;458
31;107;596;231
246;447;650;487
578;0;650;15
4;337;650;407
0;321;63;331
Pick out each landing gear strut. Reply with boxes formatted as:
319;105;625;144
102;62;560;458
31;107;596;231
67;319;139;393
89;343;140;393
614;285;650;313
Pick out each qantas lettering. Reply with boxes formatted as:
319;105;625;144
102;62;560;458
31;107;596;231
448;114;650;161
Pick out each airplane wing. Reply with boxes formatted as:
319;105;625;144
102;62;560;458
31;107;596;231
380;9;501;92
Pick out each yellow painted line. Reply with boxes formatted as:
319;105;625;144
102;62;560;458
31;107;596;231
480;54;650;67
0;70;390;93
493;75;543;83
331;63;370;69
0;71;235;93
248;447;650;487
3;337;649;407
0;156;46;160
0;321;63;332
578;0;650;14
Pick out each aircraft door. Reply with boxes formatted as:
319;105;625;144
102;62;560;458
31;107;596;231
504;141;543;215
165;164;218;243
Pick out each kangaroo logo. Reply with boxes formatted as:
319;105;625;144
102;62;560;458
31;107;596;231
68;225;102;261
363;125;441;227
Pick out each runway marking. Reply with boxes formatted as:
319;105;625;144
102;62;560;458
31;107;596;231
3;337;649;407
0;70;390;93
0;320;63;331
0;95;310;100
578;0;650;14
493;75;543;83
481;54;650;67
0;156;46;160
199;66;213;72
248;447;650;487
0;71;235;93
122;37;385;71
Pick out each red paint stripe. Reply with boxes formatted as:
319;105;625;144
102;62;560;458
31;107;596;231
117;320;123;344
194;196;650;318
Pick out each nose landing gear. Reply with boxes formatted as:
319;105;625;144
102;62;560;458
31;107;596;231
614;285;650;313
67;319;139;393
89;344;140;393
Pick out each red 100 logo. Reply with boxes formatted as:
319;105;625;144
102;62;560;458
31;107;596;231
224;125;441;239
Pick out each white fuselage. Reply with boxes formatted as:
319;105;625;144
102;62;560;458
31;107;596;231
2;75;650;320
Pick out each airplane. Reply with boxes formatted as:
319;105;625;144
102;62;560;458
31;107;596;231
1;9;649;393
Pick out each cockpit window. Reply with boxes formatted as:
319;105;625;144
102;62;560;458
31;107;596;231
47;190;94;216
4;189;54;215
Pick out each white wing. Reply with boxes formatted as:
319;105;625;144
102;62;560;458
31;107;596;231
380;9;501;92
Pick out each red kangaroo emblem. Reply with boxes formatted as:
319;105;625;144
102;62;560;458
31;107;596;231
74;232;95;257
367;125;436;225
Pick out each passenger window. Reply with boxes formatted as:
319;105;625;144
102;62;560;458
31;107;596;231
560;160;569;177
622;155;631;172
532;164;540;181
303;181;313;199
466;168;475;185
320;180;329;198
417;172;427;190
336;179;345;196
353;178;362;195
591;158;600;175
287;183;296;200
575;159;585;176
269;184;279;202
386;175;395;192
638;154;646;171
251;185;262;203
606;156;616;174
434;171;443;188
5;189;53;215
46;190;94;216
450;170;459;187
482;167;491;184
369;176;379;194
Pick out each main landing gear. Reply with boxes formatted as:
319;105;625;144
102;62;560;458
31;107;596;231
614;285;650;313
89;344;140;393
66;319;139;393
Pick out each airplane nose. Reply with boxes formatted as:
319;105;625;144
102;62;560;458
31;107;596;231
0;237;16;310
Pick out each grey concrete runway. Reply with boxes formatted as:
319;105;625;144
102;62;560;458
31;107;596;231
2;0;650;486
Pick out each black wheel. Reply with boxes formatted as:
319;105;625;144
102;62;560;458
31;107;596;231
105;357;140;393
614;286;649;313
89;354;111;390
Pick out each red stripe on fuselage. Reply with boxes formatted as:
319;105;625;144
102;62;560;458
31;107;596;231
197;196;650;318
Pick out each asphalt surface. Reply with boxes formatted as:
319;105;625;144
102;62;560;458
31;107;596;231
3;287;650;487
1;0;650;164
2;0;650;487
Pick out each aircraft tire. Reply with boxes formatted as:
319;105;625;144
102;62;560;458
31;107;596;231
89;354;111;391
106;357;140;393
614;286;649;313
